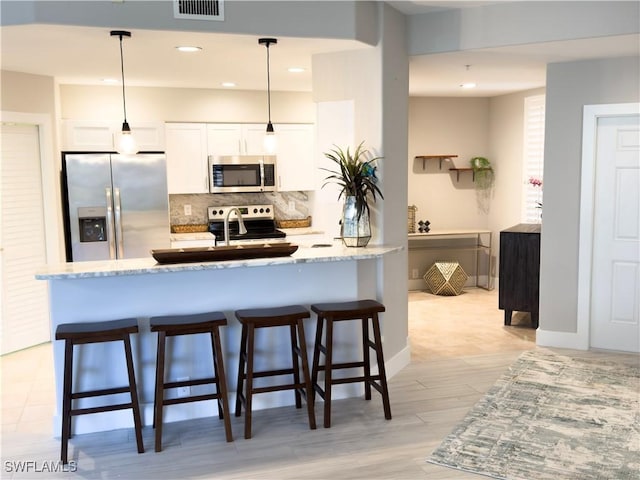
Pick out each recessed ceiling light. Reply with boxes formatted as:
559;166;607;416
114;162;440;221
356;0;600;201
102;78;119;84
288;67;305;73
221;82;236;88
176;46;202;53
460;82;477;89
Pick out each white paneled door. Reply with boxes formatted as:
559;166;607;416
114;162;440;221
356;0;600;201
590;114;640;352
0;123;50;354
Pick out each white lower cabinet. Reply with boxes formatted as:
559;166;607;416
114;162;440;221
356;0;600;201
165;123;208;194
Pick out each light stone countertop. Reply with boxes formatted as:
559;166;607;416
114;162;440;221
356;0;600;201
36;242;403;280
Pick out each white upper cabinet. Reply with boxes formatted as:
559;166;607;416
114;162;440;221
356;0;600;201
165;122;315;194
62;120;165;152
206;123;265;156
61;120;114;151
274;123;315;192
165;123;208;194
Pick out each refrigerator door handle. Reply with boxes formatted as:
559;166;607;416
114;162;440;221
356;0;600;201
105;187;117;260
114;187;124;258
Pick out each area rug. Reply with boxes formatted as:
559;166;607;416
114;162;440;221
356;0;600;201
427;349;640;480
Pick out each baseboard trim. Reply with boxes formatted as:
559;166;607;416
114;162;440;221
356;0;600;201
536;329;588;350
385;342;411;378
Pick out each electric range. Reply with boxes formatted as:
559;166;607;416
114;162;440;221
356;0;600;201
207;204;286;241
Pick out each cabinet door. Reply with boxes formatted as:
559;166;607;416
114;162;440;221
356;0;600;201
165;123;208;193
242;124;268;155
275;124;315;191
129;121;165;151
62;120;115;151
206;124;242;156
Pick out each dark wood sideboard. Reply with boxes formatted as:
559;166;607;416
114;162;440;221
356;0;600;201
499;223;541;328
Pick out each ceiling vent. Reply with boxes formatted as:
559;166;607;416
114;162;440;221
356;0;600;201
173;0;224;21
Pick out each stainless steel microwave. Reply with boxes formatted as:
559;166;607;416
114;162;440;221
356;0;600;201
208;155;276;193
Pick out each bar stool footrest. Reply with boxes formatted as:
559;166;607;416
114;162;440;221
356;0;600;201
71;402;134;416
71;386;131;399
164;377;218;389
253;382;307;395
164;393;222;406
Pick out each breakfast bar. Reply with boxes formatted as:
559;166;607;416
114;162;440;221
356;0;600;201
37;242;402;435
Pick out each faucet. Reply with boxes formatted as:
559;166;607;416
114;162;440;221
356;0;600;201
221;207;247;246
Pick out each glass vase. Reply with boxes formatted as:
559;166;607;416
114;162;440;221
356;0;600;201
341;196;371;247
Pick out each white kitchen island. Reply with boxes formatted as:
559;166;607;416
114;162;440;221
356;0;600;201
36;242;402;435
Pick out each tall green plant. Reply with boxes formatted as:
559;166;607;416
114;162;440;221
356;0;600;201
321;142;383;219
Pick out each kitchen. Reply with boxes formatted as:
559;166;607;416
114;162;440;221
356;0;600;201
2;1;639;475
2;2;411;447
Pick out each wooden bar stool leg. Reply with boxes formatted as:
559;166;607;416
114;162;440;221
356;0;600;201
311;316;324;400
210;328;233;442
123;333;144;454
371;314;392;420
290;324;302;408
235;324;248;417
61;340;74;464
296;318;316;430
362;317;372;401
323;317;334;428
153;331;167;452
244;324;256;439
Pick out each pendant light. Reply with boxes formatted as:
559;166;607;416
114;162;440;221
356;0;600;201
111;30;138;154
259;38;278;154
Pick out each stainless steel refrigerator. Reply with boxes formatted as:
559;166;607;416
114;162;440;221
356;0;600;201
62;152;170;262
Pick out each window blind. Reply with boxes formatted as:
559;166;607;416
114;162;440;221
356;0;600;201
521;94;545;223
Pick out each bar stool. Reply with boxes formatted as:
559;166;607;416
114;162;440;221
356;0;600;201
150;312;233;452
310;300;392;428
234;305;316;439
55;318;144;464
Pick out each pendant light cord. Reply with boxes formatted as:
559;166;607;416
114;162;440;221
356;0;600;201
266;43;271;123
118;35;128;124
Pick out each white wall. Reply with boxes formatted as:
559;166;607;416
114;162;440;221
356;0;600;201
488;87;546;279
407;89;546;287
408;97;490;230
540;56;640;337
60;85;315;124
407;1;640;56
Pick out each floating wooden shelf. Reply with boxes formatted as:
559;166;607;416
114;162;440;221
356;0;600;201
449;167;491;182
415;155;458;169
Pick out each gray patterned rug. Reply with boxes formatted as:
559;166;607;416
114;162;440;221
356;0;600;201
427;349;640;480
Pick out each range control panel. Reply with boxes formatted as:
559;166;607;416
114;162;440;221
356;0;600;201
207;204;275;222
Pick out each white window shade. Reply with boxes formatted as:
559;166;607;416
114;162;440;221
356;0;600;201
522;94;545;223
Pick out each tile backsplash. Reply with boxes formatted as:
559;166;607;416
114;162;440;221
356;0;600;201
170;191;311;226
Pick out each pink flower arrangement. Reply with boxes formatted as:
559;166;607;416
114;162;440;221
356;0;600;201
529;177;543;187
528;177;543;209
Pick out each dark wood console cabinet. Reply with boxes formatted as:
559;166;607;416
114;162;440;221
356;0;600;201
499;224;541;328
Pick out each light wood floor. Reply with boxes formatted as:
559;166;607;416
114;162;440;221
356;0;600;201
1;289;636;479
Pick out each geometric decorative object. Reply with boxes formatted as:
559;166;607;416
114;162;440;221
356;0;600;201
418;219;431;233
423;261;468;296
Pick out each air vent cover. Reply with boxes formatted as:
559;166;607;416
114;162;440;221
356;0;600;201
173;0;224;21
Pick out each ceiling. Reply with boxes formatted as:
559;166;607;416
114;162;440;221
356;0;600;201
1;4;638;97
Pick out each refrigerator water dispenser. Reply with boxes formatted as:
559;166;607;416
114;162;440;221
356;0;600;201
78;207;107;242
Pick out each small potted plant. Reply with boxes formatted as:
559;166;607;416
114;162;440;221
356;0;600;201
470;156;494;190
322;142;383;247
